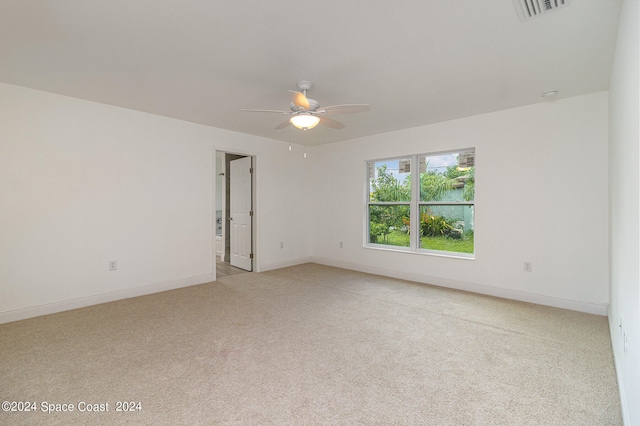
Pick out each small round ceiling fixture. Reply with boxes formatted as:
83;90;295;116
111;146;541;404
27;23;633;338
542;90;558;99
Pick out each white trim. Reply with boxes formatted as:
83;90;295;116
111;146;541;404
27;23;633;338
0;273;214;325
213;148;220;273
365;243;476;260
312;257;608;316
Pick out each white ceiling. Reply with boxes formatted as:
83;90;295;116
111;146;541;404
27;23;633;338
0;0;623;146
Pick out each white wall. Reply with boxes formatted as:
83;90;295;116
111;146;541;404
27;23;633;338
310;92;610;314
0;82;311;323
608;1;640;424
0;82;613;320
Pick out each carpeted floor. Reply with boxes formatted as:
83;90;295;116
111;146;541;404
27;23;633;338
0;263;621;425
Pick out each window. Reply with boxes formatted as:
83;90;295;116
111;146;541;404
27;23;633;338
367;149;475;257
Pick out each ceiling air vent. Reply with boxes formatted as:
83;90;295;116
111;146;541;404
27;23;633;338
513;0;569;21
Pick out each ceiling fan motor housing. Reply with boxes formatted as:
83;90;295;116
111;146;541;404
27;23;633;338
290;98;319;112
307;99;320;111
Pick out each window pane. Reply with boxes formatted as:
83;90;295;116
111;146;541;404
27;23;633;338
419;205;474;254
420;151;475;202
369;158;411;202
369;204;410;247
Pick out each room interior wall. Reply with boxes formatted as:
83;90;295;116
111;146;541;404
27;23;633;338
608;1;640;424
0;82;312;323
309;91;610;315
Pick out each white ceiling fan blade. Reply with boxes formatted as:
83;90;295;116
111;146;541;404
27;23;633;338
274;121;290;130
318;104;371;115
238;108;290;114
289;90;310;110
319;116;345;130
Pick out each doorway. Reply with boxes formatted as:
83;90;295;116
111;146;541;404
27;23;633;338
216;151;254;278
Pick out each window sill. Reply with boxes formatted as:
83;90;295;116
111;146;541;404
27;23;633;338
364;244;475;260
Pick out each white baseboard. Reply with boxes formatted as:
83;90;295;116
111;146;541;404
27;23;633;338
0;272;215;325
258;257;313;273
311;257;608;316
608;317;631;426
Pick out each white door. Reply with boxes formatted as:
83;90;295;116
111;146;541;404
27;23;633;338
230;157;252;271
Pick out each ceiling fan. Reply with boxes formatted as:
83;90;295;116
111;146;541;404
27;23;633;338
239;81;371;130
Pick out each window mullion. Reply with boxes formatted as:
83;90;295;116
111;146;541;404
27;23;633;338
411;155;420;250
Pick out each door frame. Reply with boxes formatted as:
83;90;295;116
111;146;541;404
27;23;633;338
214;149;257;278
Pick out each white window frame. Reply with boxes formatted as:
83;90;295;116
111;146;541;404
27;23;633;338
365;149;475;259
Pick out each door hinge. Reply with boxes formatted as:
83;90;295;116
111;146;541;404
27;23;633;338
249;167;253;174
249;210;253;217
250;253;254;259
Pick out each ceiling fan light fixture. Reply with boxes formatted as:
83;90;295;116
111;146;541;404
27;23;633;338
290;114;320;130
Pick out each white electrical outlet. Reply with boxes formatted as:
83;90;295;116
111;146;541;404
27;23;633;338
340;241;343;248
109;260;117;271
280;242;284;249
523;261;532;272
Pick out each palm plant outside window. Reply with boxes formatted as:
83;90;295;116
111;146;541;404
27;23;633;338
367;149;475;257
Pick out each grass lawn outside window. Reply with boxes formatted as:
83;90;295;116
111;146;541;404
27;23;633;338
381;230;474;254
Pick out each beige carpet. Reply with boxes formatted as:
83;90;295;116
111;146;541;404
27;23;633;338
0;263;621;425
